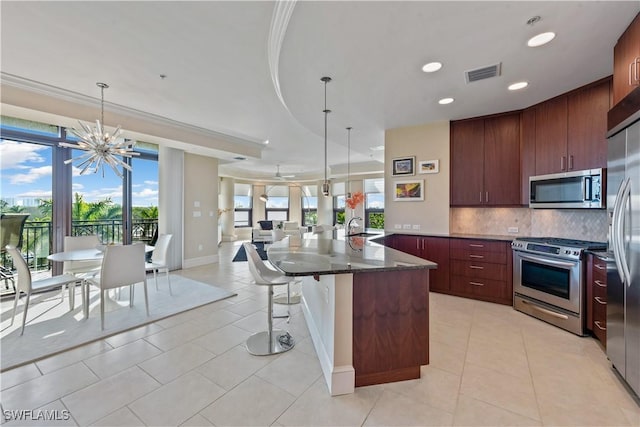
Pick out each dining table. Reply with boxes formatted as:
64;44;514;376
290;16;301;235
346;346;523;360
47;245;155;318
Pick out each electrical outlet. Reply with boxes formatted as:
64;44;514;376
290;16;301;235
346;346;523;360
403;224;412;230
412;224;421;230
508;227;519;233
394;224;402;229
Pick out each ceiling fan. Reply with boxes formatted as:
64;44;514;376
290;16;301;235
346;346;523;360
273;164;295;180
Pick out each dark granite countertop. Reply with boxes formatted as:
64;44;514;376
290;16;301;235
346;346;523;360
377;231;518;242
266;235;437;277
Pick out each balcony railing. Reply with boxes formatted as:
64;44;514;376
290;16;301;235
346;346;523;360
1;219;158;294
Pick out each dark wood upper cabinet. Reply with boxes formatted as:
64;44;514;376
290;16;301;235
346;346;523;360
451;113;520;206
450;119;485;206
567;79;611;171
613;13;640;106
520;107;536;205
534;95;568;175
534;78;610;176
483;114;520;205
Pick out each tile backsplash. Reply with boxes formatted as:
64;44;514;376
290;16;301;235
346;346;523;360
450;207;608;242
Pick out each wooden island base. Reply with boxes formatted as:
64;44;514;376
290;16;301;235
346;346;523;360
352;269;430;387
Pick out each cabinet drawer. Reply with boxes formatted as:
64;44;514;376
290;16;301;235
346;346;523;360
450;239;506;254
593;296;607;345
593;277;607;299
450;260;506;281
592;258;607;281
450;275;509;301
450;248;506;264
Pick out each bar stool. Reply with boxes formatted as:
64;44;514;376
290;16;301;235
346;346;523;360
243;242;295;355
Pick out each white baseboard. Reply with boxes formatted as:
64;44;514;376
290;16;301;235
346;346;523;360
183;254;219;269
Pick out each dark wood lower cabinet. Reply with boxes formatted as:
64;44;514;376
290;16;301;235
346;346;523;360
378;234;513;306
352;270;430;387
587;253;607;347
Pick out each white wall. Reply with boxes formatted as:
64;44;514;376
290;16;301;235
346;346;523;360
384;121;450;234
182;153;219;267
159;146;184;270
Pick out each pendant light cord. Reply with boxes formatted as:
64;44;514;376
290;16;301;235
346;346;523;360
347;127;352;197
321;77;332;196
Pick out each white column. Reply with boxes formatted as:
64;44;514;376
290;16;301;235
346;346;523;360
220;177;237;241
159;146;184;270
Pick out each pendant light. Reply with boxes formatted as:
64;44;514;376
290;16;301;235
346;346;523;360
60;82;139;178
321;76;332;197
346;126;352;198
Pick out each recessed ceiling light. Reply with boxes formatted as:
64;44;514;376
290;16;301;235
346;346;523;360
438;97;454;105
527;32;555;47
422;62;442;73
508;81;529;91
263;139;269;145
369;145;385;151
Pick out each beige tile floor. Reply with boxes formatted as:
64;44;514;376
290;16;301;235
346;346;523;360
1;240;639;426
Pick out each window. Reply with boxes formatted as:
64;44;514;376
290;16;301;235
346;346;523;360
332;182;346;225
265;185;289;222
234;183;252;227
0;116;159;292
301;185;318;226
364;178;385;229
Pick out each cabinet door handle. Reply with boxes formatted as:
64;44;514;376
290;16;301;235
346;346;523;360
594;280;606;288
634;57;640;84
485;191;489;203
594;320;606;331
594;296;607;305
416;240;420;251
594;264;606;270
568;155;574;170
631;60;637;86
469;244;484;248
480;192;483;203
469;254;484;259
469;281;485;286
422;239;425;250
469;265;484;270
561;156;566;171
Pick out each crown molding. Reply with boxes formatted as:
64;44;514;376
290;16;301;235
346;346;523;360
0;72;265;149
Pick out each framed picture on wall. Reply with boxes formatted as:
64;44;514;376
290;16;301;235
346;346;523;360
418;159;439;174
394;180;424;201
392;156;415;176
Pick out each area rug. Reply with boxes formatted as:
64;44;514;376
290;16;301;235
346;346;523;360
232;242;268;262
0;275;236;371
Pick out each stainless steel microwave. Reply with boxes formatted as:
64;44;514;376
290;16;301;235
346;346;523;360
529;168;604;209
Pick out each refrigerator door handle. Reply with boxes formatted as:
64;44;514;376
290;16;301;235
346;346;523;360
618;178;632;287
611;179;627;284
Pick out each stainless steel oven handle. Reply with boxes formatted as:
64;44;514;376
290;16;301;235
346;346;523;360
515;252;578;269
521;299;569;320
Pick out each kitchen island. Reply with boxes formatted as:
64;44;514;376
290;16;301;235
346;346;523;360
267;235;437;395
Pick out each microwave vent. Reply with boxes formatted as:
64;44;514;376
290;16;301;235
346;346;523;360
465;63;502;83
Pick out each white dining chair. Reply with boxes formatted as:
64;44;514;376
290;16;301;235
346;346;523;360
243;242;294;355
6;245;83;335
145;234;172;295
63;235;102;278
90;243;149;330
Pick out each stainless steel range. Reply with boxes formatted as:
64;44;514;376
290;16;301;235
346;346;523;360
512;237;606;336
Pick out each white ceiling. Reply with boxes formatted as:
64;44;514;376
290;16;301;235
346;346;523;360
1;1;638;181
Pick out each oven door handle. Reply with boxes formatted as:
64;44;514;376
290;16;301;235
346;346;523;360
515;252;578;269
521;299;569;320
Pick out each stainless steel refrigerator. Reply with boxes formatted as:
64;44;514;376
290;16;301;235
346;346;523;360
607;110;640;397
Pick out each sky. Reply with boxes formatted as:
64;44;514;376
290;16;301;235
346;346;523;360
0;140;159;208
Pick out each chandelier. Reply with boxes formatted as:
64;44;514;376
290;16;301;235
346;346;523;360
59;82;138;178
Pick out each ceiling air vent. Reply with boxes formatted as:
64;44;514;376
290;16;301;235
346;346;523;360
465;63;502;83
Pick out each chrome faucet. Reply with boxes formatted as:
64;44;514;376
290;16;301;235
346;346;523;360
347;216;362;236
